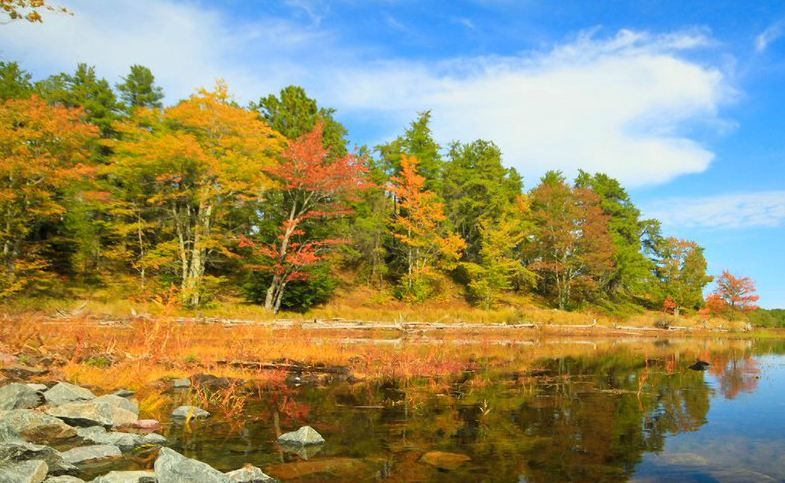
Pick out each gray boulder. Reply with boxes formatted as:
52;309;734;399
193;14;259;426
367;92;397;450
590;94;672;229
0;365;48;380
46;400;136;428
111;390;134;398
0;459;48;483
92;395;139;417
26;384;48;393
0;384;43;411
170;406;209;419
75;426;165;450
172;378;190;389
225;464;277;482
44;477;85;483
154;447;230;483
0;442;77;474
277;426;324;446
61;445;121;465
91;471;155;483
141;433;167;446
0;409;77;444
44;383;95;407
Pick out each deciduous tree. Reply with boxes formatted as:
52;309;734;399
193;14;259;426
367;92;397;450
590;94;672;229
654;237;713;316
712;270;760;314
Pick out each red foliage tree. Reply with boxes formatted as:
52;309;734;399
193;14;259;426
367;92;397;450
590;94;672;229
244;123;370;312
713;270;760;313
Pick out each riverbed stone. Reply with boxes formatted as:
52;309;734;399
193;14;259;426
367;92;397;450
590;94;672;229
154;447;231;483
61;444;121;465
26;384;48;393
419;451;471;470
225;464;277;482
132;419;159;430
141;433;167;445
111;390;134;398
170;405;210;419
92;395;139;416
75;426;165;450
44;383;95;407
43;476;85;483
0;441;77;474
0;384;44;410
277;426;324;446
0;459;48;483
91;471;156;483
0;409;77;444
46;400;137;428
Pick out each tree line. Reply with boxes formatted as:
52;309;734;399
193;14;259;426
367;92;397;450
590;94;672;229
0;60;759;317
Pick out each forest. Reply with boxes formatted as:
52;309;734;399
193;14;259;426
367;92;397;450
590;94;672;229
0;60;765;322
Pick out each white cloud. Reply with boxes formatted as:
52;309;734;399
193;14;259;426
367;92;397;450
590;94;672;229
646;191;785;229
0;2;735;186
756;21;785;52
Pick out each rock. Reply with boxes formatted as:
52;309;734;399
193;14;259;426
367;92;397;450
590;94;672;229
279;444;322;460
419;451;471;470
170;406;209;419
0;365;48;380
154;447;230;483
191;374;234;390
92;395;139;417
75;427;140;451
225;464;277;482
0;409;77;444
46;400;137;428
44;383;95;407
61;445;121;465
43;477;85;483
172;378;190;389
689;360;711;371
141;433;167;445
91;471;156;483
132;420;159;430
0;442;77;474
26;384;48;393
277;426;324;446
111;390;134;398
0;459;48;483
0;384;44;411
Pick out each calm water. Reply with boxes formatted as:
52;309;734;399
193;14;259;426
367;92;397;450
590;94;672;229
99;337;785;482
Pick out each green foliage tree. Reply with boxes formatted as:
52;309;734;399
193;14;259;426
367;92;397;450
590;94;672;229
442;139;523;261
253;85;348;156
0;61;33;100
378;111;443;190
654;237;713;315
116;64;164;111
36;63;121;138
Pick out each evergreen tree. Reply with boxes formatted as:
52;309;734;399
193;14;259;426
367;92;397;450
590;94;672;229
116;65;164;111
378;111;443;191
0;61;33;100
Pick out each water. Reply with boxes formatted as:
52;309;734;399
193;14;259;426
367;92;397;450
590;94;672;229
104;337;785;481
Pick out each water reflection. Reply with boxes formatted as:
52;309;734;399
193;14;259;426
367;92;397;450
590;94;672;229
153;337;785;482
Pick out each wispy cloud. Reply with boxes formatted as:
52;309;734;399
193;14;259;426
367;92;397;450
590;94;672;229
756;20;785;52
646;191;785;229
0;3;736;187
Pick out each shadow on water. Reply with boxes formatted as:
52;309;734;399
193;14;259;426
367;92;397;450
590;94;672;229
117;337;785;482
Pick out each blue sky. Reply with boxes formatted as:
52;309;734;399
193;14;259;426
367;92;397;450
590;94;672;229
2;0;784;307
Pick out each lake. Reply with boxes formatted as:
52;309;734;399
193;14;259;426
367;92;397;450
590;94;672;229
84;335;785;482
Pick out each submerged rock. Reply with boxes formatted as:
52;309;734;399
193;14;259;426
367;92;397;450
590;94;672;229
44;383;95;407
170;406;210;419
277;426;325;446
0;459;48;483
689;360;711;371
111;390;135;398
419;451;471;470
46;400;137;428
91;471;156;483
61;444;121;465
154;447;231;483
265;458;374;480
92;395;139;416
0;383;44;411
225;464;277;482
172;378;191;389
0;441;77;474
0;409;77;444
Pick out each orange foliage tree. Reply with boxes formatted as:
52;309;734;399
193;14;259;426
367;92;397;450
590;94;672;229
110;83;284;306
0;95;99;296
709;270;760;317
242;123;370;312
526;171;615;309
390;155;466;301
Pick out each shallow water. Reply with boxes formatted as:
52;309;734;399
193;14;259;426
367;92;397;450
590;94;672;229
95;336;785;482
